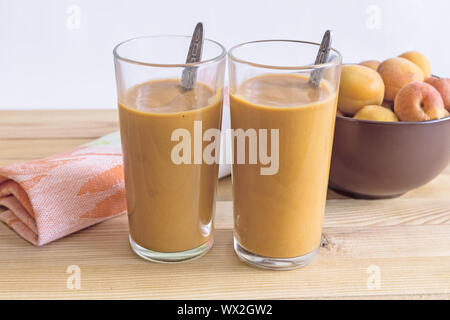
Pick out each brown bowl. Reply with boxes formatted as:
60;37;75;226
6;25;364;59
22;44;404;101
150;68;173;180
329;115;450;199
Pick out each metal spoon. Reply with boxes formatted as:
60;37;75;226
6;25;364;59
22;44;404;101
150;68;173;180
180;22;204;91
309;30;332;88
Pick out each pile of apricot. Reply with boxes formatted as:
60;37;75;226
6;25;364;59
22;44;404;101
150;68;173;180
337;51;450;122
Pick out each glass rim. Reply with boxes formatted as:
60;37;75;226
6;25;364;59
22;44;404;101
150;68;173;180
113;35;227;68
228;39;342;70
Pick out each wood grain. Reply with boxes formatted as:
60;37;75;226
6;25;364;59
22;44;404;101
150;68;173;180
0;110;119;139
0;218;448;299
0;110;449;300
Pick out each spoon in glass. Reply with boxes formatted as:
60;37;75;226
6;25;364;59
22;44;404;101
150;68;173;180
309;30;332;88
168;22;204;110
180;22;204;91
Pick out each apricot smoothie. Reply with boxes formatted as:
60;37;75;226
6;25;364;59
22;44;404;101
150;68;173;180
118;79;222;255
230;73;338;259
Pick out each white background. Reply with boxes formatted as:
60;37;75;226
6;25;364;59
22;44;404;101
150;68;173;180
0;0;448;110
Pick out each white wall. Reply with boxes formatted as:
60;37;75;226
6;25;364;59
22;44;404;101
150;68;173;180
0;0;448;110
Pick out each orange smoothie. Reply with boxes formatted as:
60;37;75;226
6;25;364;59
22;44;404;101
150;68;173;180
119;79;222;253
230;73;337;258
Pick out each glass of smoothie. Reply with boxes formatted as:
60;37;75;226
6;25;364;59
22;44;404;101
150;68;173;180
228;40;342;270
113;35;226;262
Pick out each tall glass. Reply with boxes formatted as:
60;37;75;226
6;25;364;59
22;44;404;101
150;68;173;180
114;36;226;263
228;40;342;270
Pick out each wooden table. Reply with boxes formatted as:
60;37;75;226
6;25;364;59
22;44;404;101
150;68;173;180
0;110;449;299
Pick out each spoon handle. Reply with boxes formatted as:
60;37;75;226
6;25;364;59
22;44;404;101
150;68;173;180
181;22;204;91
309;30;332;88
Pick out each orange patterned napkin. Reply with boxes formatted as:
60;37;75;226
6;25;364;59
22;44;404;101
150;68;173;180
0;132;126;245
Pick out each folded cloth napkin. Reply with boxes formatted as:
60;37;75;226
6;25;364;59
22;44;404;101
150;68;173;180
0;132;126;245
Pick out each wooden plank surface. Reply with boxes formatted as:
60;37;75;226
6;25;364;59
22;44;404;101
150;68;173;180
0;109;449;300
0;110;119;139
